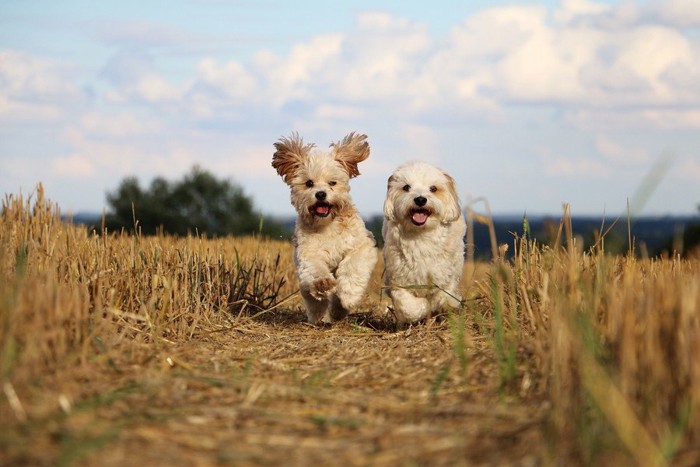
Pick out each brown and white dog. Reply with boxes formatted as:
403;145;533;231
382;161;466;327
272;132;378;324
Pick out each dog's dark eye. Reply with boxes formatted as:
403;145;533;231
402;184;410;192
430;186;438;193
329;181;337;186
305;180;314;188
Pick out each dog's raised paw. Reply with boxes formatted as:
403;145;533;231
310;277;336;300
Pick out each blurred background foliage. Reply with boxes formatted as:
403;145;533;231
78;165;699;257
103;166;288;239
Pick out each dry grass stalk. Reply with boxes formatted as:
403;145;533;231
1;187;699;466
1;187;296;384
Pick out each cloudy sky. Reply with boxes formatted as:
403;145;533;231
1;0;699;219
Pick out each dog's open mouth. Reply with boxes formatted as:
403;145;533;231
410;208;431;226
311;201;332;218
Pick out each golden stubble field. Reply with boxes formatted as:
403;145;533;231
1;188;699;466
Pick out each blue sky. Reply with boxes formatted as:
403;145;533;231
1;0;699;218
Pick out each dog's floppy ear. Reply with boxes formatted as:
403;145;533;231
272;133;314;184
441;171;462;223
331;132;369;178
383;174;397;222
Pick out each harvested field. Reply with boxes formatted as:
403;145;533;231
1;189;699;466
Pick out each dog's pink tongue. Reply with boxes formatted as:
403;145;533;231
316;205;330;215
412;211;428;224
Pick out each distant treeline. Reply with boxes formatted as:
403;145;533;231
363;214;699;258
64;165;699;258
71;210;698;259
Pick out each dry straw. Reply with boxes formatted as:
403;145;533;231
467;200;700;465
1;185;699;465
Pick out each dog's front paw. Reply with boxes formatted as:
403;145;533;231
309;276;336;300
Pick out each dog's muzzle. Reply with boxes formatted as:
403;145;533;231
310;193;332;217
312;203;331;217
410;197;431;226
309;191;331;218
410;208;431;226
409;196;431;226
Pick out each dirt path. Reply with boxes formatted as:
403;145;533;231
2;310;547;466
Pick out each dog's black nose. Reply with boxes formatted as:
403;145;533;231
414;196;427;207
315;191;327;201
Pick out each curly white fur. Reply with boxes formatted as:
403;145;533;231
272;132;378;324
382;161;466;327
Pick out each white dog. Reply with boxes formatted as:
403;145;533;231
272;132;378;324
382;161;466;327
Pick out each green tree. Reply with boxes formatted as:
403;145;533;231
105;166;289;238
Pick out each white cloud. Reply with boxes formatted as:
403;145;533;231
649;0;700;28
556;0;641;29
100;48;180;104
132;74;180;102
451;5;548;59
195;58;258;100
555;0;611;24
252;34;344;108
0;50;86;122
12;1;700;124
0;50;78;97
84;2;700;133
608;26;694;103
493;22;593;102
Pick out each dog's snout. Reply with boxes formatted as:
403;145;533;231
315;191;327;201
414;196;427;207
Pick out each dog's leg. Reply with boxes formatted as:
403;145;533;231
329;294;348;321
435;276;464;309
390;288;429;327
429;286;462;313
296;258;337;323
296;259;337;323
296;258;337;299
334;244;378;312
300;288;331;324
